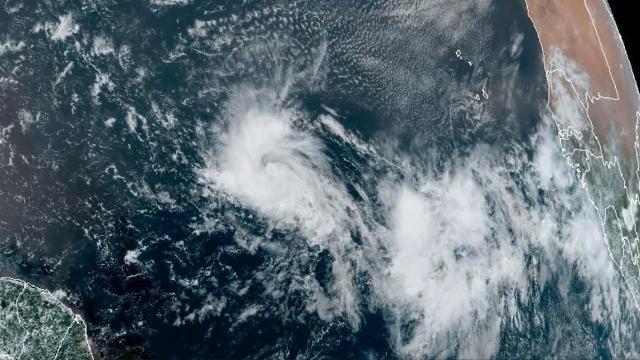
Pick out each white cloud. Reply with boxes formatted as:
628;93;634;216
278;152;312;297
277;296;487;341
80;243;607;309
201;83;364;325
204;86;350;243
198;75;635;358
50;14;79;41
374;129;633;358
381;162;524;358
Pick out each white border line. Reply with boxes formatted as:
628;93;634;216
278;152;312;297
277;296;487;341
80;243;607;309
0;277;95;360
524;0;640;311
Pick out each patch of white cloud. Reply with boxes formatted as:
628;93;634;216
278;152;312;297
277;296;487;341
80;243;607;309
541;46;640;349
383;181;511;357
0;39;25;56
18;109;39;132
201;83;365;326
199;79;637;355
92;36;115;56
373;128;634;358
204;89;347;243
317;113;375;155
196;47;638;358
91;73;115;105
124;249;142;266
50;14;79;41
149;0;191;6
378;155;522;358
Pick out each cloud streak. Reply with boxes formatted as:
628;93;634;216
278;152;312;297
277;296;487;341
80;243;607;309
199;78;638;358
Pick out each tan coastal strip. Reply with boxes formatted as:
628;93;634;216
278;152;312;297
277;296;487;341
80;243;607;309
525;0;640;158
525;0;640;311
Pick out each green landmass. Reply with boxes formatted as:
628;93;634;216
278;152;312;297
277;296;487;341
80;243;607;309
0;277;93;360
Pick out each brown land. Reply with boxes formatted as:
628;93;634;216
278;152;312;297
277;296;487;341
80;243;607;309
526;0;640;158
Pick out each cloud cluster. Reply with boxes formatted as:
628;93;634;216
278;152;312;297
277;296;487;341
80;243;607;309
200;79;636;358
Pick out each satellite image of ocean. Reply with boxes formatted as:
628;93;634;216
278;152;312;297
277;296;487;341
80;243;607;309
2;0;640;358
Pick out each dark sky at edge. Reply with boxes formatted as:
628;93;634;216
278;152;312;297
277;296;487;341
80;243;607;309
607;0;640;86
